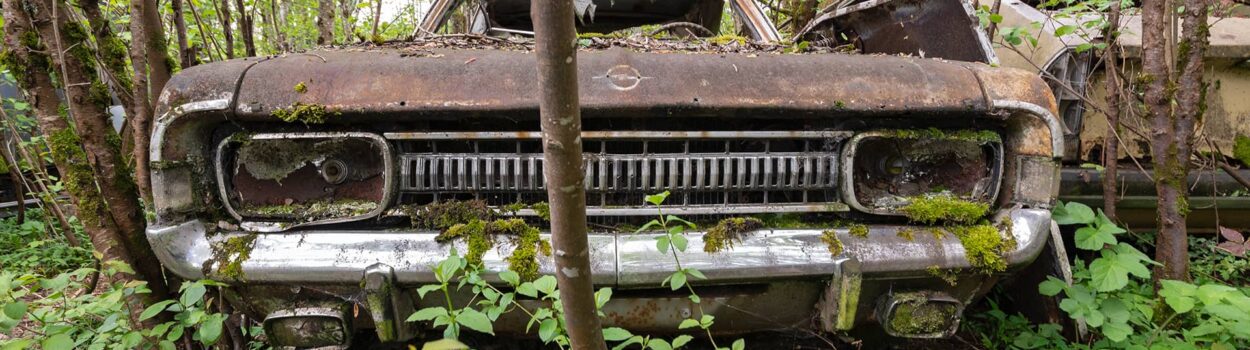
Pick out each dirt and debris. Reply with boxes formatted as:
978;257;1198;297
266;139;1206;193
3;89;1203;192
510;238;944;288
703;217;765;253
337;33;858;56
272;102;339;125
236;139;316;182
244;199;378;221
403;200;495;230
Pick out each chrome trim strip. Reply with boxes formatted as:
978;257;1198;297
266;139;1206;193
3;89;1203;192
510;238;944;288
147;209;1052;285
990;99;1066;158
494;203;850;217
383;130;851;140
150;97;232;163
213;132;395;232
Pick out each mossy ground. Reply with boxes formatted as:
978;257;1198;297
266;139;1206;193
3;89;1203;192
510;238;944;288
900;195;989;225
703;217;764;253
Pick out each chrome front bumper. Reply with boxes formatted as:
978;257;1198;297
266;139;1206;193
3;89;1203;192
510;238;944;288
147;208;1052;285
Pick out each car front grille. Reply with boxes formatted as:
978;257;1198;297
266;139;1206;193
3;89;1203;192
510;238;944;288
387;131;849;215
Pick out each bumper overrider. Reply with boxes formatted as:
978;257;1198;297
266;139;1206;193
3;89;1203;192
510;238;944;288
146;48;1063;344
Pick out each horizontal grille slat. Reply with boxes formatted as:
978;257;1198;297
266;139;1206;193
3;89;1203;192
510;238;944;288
400;153;838;193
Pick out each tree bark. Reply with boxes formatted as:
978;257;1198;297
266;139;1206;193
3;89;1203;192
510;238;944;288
317;0;336;44
339;0;359;42
235;0;257;56
1101;0;1122;221
171;0;197;67
216;0;236;58
1141;0;1209;281
531;1;606;349
370;0;382;40
25;0;171;299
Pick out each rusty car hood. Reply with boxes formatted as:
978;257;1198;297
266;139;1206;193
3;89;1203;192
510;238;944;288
185;46;1056;120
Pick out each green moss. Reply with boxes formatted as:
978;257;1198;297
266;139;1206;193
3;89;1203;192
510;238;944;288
531;202;551;221
294;82;308;93
930;228;948;240
889;294;957;335
271;103;339;125
820;230;844;256
897;228;916;241
708;35;748;45
848;224;869;238
926;266;958;286
404;200;494;230
244;199;378;221
48;128;107;228
1235;135;1250;166
952;224;1012;273
437;218;546;281
900;195;989;225
211;234;258;280
888;128;1001;144
500;202;526;214
703;217;764;253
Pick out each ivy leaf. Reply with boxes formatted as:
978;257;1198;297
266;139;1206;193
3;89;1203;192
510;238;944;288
602;327;632;341
139;300;176;321
646;338;673;350
407;306;449;322
3;301;27;320
1089;251;1132;291
1053;201;1096;225
1075;226;1116;251
499;271;521;286
41;333;73;350
671;335;693;348
456;309;495;335
1038;278;1066;296
180;282;207;306
645;191;670;206
533;276;558;296
538;318;559;342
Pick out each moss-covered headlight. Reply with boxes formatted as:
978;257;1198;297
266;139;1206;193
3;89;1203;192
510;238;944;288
841;130;1003;217
215;132;393;230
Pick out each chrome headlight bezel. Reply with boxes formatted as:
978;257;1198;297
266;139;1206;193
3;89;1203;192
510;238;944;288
840;130;1005;216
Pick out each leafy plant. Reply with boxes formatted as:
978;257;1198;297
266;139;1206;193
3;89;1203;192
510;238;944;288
0;261;228;349
0;209;92;276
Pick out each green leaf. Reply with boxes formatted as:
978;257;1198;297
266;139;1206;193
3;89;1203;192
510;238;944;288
140;300;177;321
1101;320;1133;342
1160;280;1197;313
671;335;693;348
1053;201;1096;225
666;215;696;229
517;282;539;298
1089;252;1131;291
41;333;73;350
635;219;663;234
989;13;1003;23
499;271;521;286
671;234;688;252
538;318;559;342
2;340;32;350
602;327;632;341
731;339;746;350
1054;24;1078;36
656;236;670;254
595;287;613;309
647;338;672;350
686;268;706;280
1094;210;1126;235
180;282;207;306
455;309;494;335
417;284;442;299
612;336;646;350
197;314;225;345
407;307;449;322
533;276;558;295
645;191;670;206
669;271;687;291
678;319;700;329
1075;226;1116;250
2;302;26;319
1038;278;1066;296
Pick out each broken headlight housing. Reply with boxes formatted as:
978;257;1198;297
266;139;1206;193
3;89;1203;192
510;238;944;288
841;130;1003;216
215;132;393;230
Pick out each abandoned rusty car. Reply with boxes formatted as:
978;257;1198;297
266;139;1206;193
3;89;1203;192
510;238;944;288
144;0;1067;347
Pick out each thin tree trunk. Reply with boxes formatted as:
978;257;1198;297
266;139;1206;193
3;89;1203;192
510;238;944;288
216;0;236;58
26;0;171;299
130;0;165;205
371;0;382;40
339;0;358;42
317;0;336;44
269;0;288;51
235;0;257;56
531;0;606;349
1101;1;1122;221
1142;0;1209;282
141;0;173;99
189;0;225;61
171;0;196;67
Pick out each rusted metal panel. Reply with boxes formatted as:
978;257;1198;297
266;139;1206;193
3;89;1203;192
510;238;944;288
796;0;997;63
230;48;1000;119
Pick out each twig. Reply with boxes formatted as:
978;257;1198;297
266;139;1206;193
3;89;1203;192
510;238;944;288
646;21;715;37
1218;163;1250;191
